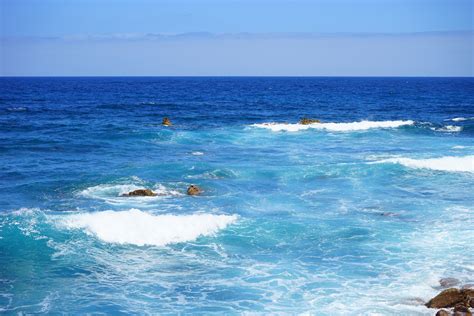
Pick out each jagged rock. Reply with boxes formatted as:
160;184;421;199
186;185;202;196
299;118;321;125
122;189;157;197
436;310;450;316
426;288;464;308
162;117;172;126
440;278;461;288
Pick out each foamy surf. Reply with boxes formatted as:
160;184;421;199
372;155;474;173
56;209;238;246
79;183;182;203
430;125;462;132
251;120;414;132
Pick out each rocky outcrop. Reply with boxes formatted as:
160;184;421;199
162;117;172;126
122;189;157;197
299;118;321;125
187;185;202;196
426;288;474;315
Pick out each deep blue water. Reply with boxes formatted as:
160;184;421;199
1;77;473;314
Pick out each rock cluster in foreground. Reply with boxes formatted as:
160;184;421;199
426;287;474;316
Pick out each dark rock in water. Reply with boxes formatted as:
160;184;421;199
454;304;472;316
299;118;321;125
187;185;202;196
122;189;157;197
162;117;172;126
440;278;461;288
427;288;474;309
436;310;450;316
426;288;464;308
456;306;472;315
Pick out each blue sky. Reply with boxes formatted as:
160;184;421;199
1;0;473;76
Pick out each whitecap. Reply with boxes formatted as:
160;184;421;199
191;151;204;156
55;209;238;246
447;117;474;122
251;120;414;132
79;183;182;204
372;155;474;173
430;125;462;132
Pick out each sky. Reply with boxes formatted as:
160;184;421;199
1;0;473;76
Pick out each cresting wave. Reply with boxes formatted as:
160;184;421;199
56;209;238;246
372;155;474;173
251;120;414;132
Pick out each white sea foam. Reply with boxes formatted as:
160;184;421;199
56;209;238;246
448;117;474;122
191;151;204;156
373;155;474;173
79;183;182;204
430;125;462;132
251;120;414;132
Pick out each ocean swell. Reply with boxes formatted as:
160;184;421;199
56;209;238;246
251;120;414;132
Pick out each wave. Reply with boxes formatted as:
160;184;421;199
79;182;182;204
251;120;414;132
372;155;474;173
55;209;237;246
430;125;462;133
447;117;474;122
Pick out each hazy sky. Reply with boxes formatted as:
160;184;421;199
1;0;473;76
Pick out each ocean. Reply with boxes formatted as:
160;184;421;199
1;77;473;314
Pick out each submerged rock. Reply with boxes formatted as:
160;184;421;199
122;189;157;197
299;118;321;125
440;278;461;288
187;185;202;196
162;117;172;126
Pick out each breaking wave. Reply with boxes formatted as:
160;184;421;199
372;155;474;173
251;120;414;132
56;209;238;246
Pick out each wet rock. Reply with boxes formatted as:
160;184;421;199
427;288;474;309
122;189;157;197
440;278;461;288
299;118;321;125
436;310;450;316
162;117;172;126
186;185;202;196
426;288;464;308
453;304;472;316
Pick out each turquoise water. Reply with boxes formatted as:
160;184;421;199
1;77;473;314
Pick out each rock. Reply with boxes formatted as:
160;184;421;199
427;288;474;309
186;185;202;196
462;285;474;290
440;278;461;288
436;310;450;316
426;288;464;308
122;189;157;197
162;117;172;126
299;118;321;125
454;304;472;316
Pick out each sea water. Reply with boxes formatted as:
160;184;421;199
0;77;473;314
